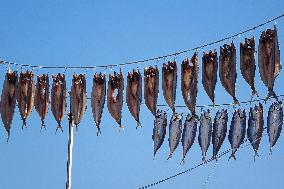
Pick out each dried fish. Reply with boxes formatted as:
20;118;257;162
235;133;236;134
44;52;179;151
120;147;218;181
181;53;198;114
152;110;167;158
107;70;124;129
198;109;212;161
34;74;50;130
162;61;177;112
51;73;66;132
202;50;218;104
168;112;182;160
126;69;142;128
219;42;238;104
91;73;106;135
144;66;159;116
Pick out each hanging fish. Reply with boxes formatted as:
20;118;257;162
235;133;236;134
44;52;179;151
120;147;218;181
198;109;212;161
34;74;50;130
107;70;124;129
247;103;264;160
70;74;87;130
212;109;228;160
17;70;35;128
51;73;66;132
267;101;283;154
1;71;18;141
258;26;281;100
181;53;198;115
202;50;218;104
228;109;246;160
168;112;182;160
126;69;142;128
240;37;258;98
162;61;177;112
181;114;198;163
152;110;167;158
144;66;159;116
91;72;106;135
219;42;238;104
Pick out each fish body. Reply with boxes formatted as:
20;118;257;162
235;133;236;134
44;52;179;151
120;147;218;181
34;74;50;129
198;110;212;161
162;61;177;112
267;101;283;154
91;73;106;135
181;53;198;114
107;70;124;129
219;42;238;104
144;66;159;116
1;71;18;141
51;73;66;132
202;50;218;104
152;110;167;158
126;70;142;128
17;71;35;128
228;109;246;160
168;113;182;159
247;103;264;160
181;114;198;162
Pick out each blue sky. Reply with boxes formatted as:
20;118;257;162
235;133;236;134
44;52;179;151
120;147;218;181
0;1;284;189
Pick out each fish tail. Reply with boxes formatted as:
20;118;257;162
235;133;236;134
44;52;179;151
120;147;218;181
96;127;101;136
180;158;185;165
202;156;206;162
55;123;63;134
253;150;259;162
22;118;27;129
136;121;142;129
228;152;237;161
252;86;259;97
6;130;10;143
167;154;172;160
118;124;124;132
41;119;46;131
266;90;279;103
233;97;239;105
269;146;273;155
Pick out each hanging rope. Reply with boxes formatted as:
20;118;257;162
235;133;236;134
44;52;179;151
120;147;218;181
200;160;219;189
0;13;284;70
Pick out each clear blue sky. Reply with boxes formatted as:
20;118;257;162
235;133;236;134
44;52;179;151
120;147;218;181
0;1;284;189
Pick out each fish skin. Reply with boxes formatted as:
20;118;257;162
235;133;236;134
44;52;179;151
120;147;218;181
267;101;283;154
17;71;35;129
202;50;218;104
198;109;212;161
152;110;167;158
219;42;238;104
181;114;198;163
247;103;264;160
181;53;199;115
126;69;142;128
107;70;124;129
144;66;159;116
240;37;258;97
258;26;281;100
70;74;87;130
0;71;18;141
162;61;177;112
228;109;246;160
34;74;50;130
91;73;106;135
168;112;183;160
51;73;66;132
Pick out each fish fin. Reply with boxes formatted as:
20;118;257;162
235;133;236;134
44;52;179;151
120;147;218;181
228;153;237;161
136;121;142;129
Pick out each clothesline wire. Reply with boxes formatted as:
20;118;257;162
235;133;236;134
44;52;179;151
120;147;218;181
0;13;284;70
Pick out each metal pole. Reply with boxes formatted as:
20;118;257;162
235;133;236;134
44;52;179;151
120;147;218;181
66;113;74;189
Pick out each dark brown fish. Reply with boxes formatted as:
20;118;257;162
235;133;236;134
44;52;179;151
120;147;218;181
51;73;66;132
144;66;159;116
202;50;218;104
126;69;142;128
17;70;35;128
34;74;50;130
258;25;281;100
107;70;124;129
70;74;87;130
162;61;177;112
1;71;18;141
181;53;198;114
240;37;258;97
91;73;106;135
219;42;238;104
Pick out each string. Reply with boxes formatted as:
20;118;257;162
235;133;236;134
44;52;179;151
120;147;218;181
200;161;218;189
0;13;283;70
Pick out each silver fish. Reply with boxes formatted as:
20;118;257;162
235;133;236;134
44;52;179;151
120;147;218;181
168;112;183;159
267;101;283;154
228;109;246;160
212;109;228;160
198;110;212;161
181;114;198;163
152;110;167;158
